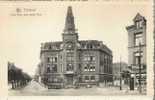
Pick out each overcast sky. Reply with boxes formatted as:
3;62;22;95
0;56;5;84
0;2;152;76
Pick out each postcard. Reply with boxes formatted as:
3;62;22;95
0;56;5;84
0;0;154;100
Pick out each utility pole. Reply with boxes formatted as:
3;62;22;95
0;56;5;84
138;42;142;93
120;56;122;90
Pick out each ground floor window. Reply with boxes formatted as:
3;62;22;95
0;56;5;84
91;76;95;81
85;76;89;81
84;75;96;82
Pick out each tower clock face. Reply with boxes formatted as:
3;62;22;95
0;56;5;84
66;42;74;49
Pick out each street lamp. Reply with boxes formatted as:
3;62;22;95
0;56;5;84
120;56;122;90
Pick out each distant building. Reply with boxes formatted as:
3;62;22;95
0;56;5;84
38;6;113;89
126;13;147;87
113;62;128;86
113;62;128;79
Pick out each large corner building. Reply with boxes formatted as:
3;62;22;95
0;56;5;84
38;6;113;89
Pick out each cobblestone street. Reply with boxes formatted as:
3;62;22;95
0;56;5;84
8;80;146;96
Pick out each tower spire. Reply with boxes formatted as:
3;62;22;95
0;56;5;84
64;6;76;33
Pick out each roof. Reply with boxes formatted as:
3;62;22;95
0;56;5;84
133;13;146;22
41;40;112;55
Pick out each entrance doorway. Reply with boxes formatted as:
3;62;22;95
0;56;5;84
66;75;73;86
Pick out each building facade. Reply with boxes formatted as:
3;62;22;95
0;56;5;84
38;6;113;89
126;13;147;87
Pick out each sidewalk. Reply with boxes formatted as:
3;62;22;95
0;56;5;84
8;81;146;96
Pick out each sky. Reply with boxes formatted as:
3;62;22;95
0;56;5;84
0;1;152;76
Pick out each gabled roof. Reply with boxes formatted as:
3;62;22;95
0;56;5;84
133;13;146;21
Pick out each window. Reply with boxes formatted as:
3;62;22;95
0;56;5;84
85;76;89;81
49;45;52;49
52;64;57;72
67;52;74;62
87;57;90;61
55;57;57;62
79;77;82;82
53;78;58;82
60;56;62;59
134;33;143;46
47;67;50;73
67;63;73;71
92;66;95;71
92;56;95;61
48;77;60;83
83;56;95;61
134;52;143;65
47;57;58;63
91;76;95;81
90;45;93;49
84;66;88;71
47;64;57;73
47;57;50;63
136;21;143;29
67;56;74;62
90;56;93;61
87;45;89;49
90;66;95;71
79;64;82;71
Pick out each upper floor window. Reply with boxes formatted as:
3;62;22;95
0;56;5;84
47;57;57;63
84;64;95;72
90;56;95;61
87;44;93;49
52;64;57;72
135;20;143;29
67;56;74;62
134;33;143;46
83;56;95;62
90;66;95;71
84;66;88;71
47;64;57;73
66;63;74;71
134;51;143;65
47;67;50;73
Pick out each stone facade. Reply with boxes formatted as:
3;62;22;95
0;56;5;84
38;6;113;89
126;13;147;87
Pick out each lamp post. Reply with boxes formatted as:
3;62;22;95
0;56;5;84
120;56;122;90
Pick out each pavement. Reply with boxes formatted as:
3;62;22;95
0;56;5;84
8;80;146;96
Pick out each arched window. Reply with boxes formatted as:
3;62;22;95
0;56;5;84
67;63;73;71
84;66;88;71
